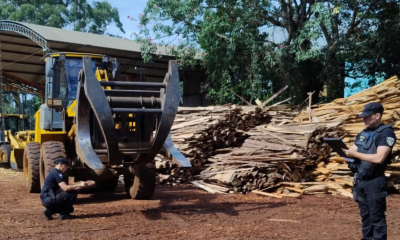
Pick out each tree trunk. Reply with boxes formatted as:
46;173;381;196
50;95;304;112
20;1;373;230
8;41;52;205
275;53;325;105
326;52;346;101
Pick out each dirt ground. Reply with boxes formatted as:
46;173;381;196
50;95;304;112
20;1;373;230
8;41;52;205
1;168;400;240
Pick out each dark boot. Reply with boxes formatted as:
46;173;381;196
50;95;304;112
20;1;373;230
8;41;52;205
43;208;53;220
59;213;76;220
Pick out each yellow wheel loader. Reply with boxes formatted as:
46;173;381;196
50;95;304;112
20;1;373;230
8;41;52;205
23;53;190;198
0;114;34;169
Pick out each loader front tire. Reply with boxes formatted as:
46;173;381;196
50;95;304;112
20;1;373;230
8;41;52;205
0;143;12;165
40;141;66;189
23;142;41;193
127;168;157;200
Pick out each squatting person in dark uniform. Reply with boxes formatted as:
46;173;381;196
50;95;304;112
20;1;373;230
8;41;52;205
342;102;396;240
40;158;88;220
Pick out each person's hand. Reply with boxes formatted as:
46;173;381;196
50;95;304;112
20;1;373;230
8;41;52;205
342;147;357;158
86;180;95;186
80;181;88;188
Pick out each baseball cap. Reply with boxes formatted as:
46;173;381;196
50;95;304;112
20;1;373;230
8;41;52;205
54;158;70;166
359;102;384;117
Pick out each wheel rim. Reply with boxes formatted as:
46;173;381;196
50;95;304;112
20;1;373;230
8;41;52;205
0;150;5;163
40;157;45;187
24;155;29;181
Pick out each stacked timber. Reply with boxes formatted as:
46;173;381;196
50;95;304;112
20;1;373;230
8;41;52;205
197;121;346;194
292;75;400;159
239;75;400;198
171;105;269;167
156;104;300;185
287;75;400;195
192;75;400;196
156;105;272;185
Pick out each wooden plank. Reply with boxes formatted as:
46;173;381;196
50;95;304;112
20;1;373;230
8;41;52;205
252;190;283;198
268;218;301;223
316;167;331;175
336;188;353;198
283;187;304;194
303;185;329;194
178;106;215;112
271;97;291;106
199;181;230;193
171;116;213;130
191;181;227;194
261;85;288;107
228;88;253;106
279;192;302;198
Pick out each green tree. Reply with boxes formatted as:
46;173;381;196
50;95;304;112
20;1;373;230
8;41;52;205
25;95;42;128
0;0;125;35
137;0;400;104
294;1;400;100
1;93;16;114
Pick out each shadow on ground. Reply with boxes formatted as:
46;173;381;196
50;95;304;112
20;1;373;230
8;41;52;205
141;185;290;220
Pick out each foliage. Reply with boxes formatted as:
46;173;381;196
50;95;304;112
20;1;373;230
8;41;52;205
293;0;400;100
0;0;124;35
137;0;400;105
0;93;16;114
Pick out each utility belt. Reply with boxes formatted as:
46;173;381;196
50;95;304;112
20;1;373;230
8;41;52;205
353;173;385;185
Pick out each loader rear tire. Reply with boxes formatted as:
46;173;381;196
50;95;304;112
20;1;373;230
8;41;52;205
23;142;41;193
39;141;66;189
127;169;157;200
0;143;12;164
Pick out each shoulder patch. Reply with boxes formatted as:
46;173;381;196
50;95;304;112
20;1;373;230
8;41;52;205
59;173;63;178
387;137;395;147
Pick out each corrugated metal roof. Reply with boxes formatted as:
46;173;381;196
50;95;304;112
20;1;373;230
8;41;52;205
16;21;169;54
0;20;174;90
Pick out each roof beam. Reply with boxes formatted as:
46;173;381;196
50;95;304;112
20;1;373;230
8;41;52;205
2;83;43;98
2;59;43;66
0;21;48;50
4;69;44;75
2;72;44;91
0;39;43;49
0;49;43;57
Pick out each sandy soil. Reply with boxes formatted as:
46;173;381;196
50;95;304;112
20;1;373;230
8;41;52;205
1;167;400;240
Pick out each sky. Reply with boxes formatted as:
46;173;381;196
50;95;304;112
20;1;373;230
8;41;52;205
104;0;148;39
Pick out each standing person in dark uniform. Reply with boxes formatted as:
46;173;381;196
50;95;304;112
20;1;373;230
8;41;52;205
342;102;396;240
40;158;88;220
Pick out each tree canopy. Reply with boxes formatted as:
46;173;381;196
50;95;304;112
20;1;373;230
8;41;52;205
137;0;400;105
0;0;125;35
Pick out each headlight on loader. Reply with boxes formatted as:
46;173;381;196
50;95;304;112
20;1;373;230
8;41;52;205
47;98;63;108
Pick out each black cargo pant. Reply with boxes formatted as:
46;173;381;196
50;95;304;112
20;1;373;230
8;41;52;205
353;176;388;240
40;188;78;215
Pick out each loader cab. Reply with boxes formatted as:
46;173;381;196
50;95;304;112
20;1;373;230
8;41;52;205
41;53;119;131
0;114;29;134
0;114;29;142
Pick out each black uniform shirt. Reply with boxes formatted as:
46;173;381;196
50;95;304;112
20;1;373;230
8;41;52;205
369;124;396;163
42;168;66;193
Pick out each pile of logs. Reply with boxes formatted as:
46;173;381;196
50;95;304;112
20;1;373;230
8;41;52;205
158;75;400;198
155;105;271;185
246;75;400;198
293;75;400;159
170;105;269;168
199;121;346;194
